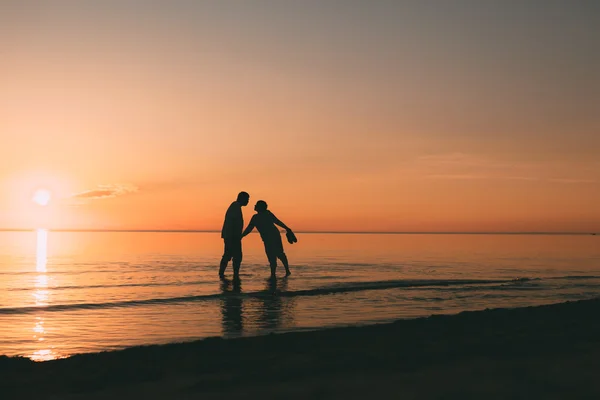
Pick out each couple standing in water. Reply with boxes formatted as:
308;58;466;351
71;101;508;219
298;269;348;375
219;191;297;279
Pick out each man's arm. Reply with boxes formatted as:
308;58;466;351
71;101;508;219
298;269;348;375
241;220;255;238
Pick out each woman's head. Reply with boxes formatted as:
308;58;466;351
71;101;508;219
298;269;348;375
254;200;268;212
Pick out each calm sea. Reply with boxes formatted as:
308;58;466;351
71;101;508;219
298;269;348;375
0;231;598;361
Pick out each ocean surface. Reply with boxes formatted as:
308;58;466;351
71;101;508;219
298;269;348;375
0;230;599;361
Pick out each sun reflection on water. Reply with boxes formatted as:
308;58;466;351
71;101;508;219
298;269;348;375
30;229;58;362
36;228;47;273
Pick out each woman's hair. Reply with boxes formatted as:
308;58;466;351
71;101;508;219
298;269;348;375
255;200;268;211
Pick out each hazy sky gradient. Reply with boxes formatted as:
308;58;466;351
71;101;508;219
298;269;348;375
1;1;599;231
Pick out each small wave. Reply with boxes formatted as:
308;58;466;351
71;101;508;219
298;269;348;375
307;278;507;292
4;275;597;294
6;280;210;292
0;294;224;315
0;270;128;276
0;266;215;276
0;278;511;315
510;277;541;282
546;275;600;281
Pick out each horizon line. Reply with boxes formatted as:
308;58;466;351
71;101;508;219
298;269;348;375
0;228;597;235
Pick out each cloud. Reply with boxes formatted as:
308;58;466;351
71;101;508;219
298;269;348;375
416;153;599;184
417;153;527;181
425;174;540;181
417;153;484;165
71;184;138;200
424;174;486;180
548;178;598;184
417;153;517;169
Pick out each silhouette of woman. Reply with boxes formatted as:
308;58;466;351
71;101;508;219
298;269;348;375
241;200;293;277
258;277;294;331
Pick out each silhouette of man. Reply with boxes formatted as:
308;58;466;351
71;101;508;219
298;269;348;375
219;191;249;278
241;200;292;277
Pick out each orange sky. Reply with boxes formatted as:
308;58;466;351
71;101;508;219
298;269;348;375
1;2;599;232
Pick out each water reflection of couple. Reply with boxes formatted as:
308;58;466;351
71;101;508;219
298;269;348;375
219;191;297;279
220;276;292;337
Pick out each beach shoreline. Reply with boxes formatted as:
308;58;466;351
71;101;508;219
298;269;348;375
2;297;600;399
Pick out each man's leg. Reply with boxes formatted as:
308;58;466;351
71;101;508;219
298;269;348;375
232;239;242;278
219;240;231;277
219;257;231;277
232;256;241;277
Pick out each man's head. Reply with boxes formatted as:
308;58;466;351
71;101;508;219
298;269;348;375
254;200;268;212
237;191;250;206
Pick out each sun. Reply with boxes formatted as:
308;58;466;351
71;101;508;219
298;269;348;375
32;189;52;206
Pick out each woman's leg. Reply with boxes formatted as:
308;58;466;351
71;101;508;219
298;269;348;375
265;235;284;278
278;252;290;275
265;245;278;277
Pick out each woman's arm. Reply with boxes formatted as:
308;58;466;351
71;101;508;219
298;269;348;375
272;213;291;231
241;221;255;238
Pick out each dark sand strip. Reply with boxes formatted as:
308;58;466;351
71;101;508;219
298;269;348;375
2;298;600;399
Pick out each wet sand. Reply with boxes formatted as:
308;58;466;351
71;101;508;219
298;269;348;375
2;297;600;399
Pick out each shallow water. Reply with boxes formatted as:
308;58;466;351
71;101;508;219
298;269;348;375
0;231;598;360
